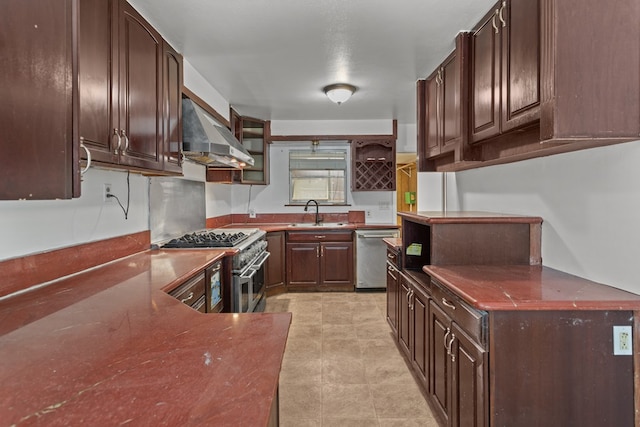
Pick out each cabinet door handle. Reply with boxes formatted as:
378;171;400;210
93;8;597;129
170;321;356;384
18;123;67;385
80;138;91;176
498;1;507;28
492;10;499;34
409;290;414;311
448;333;456;362
181;292;194;303
316;246;320;258
443;327;451;352
321;246;324;257
314;235;326;239
441;297;456;310
120;129;129;153
112;128;121;154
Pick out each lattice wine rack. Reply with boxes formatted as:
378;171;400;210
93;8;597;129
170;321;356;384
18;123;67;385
351;140;396;191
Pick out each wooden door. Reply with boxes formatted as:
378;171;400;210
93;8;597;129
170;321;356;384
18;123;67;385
470;3;501;143
1;0;79;200
411;284;429;388
451;323;487;427
500;0;540;132
429;301;451;424
321;242;353;286
78;0;119;165
162;40;183;174
397;277;411;358
286;243;319;287
117;0;163;170
386;262;399;334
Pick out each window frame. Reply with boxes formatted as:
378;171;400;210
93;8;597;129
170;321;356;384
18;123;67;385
288;149;348;206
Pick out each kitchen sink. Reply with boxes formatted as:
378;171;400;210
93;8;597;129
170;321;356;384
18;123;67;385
288;222;347;228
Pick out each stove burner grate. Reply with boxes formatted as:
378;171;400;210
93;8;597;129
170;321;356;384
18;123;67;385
162;231;250;248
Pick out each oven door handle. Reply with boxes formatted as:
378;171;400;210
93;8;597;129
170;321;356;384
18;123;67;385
238;251;270;278
249;251;271;270
240;267;259;280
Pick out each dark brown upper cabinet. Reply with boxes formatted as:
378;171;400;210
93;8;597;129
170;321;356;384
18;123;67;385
79;0;181;174
1;0;80;200
470;0;540;144
229;109;270;185
351;139;396;191
419;33;473;172
419;0;640;171
539;0;640;143
162;41;184;174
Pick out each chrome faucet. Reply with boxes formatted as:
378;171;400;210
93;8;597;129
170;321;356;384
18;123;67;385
304;199;322;225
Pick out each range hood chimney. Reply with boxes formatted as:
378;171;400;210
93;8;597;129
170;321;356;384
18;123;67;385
181;98;255;168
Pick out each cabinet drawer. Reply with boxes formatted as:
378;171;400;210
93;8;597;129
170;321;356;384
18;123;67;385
431;279;486;346
386;248;400;269
193;295;207;313
287;231;353;242
169;272;206;308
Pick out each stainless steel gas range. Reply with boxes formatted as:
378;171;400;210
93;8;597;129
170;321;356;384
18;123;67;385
162;228;269;313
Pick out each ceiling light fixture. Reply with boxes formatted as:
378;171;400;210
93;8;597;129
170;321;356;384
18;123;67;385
323;83;357;105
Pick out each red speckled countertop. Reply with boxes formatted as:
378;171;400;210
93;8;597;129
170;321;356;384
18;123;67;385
398;210;542;224
424;265;640;311
0;250;291;426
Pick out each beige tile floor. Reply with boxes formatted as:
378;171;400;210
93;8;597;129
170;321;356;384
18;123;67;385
265;292;439;427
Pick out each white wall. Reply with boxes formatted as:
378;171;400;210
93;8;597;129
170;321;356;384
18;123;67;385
0;168;149;261
271;120;393;136
418;140;640;294
183;60;230;122
230;141;396;224
396;123;417;154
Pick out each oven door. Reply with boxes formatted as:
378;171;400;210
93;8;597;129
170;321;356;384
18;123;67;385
233;251;270;313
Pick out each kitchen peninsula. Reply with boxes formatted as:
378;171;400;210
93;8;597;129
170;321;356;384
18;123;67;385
0;250;290;426
388;211;640;427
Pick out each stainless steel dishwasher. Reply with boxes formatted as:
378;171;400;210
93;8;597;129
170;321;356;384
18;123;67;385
355;229;399;290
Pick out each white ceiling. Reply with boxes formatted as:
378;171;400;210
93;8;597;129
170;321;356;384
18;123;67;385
130;0;495;124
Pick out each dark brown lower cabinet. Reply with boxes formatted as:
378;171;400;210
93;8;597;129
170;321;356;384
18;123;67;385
398;273;430;390
451;323;486;427
385;250;400;335
265;231;286;296
429;282;488;427
389;273;636;427
410;282;429;387
397;276;412;358
286;231;354;291
429;301;452;424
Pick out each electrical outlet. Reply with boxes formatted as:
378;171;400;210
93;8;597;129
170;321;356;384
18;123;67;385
366;210;372;218
249;209;256;219
613;325;633;355
103;184;112;202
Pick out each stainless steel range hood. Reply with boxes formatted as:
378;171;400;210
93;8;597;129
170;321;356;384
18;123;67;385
182;98;254;168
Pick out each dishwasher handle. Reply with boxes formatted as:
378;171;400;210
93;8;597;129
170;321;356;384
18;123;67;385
357;233;398;239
